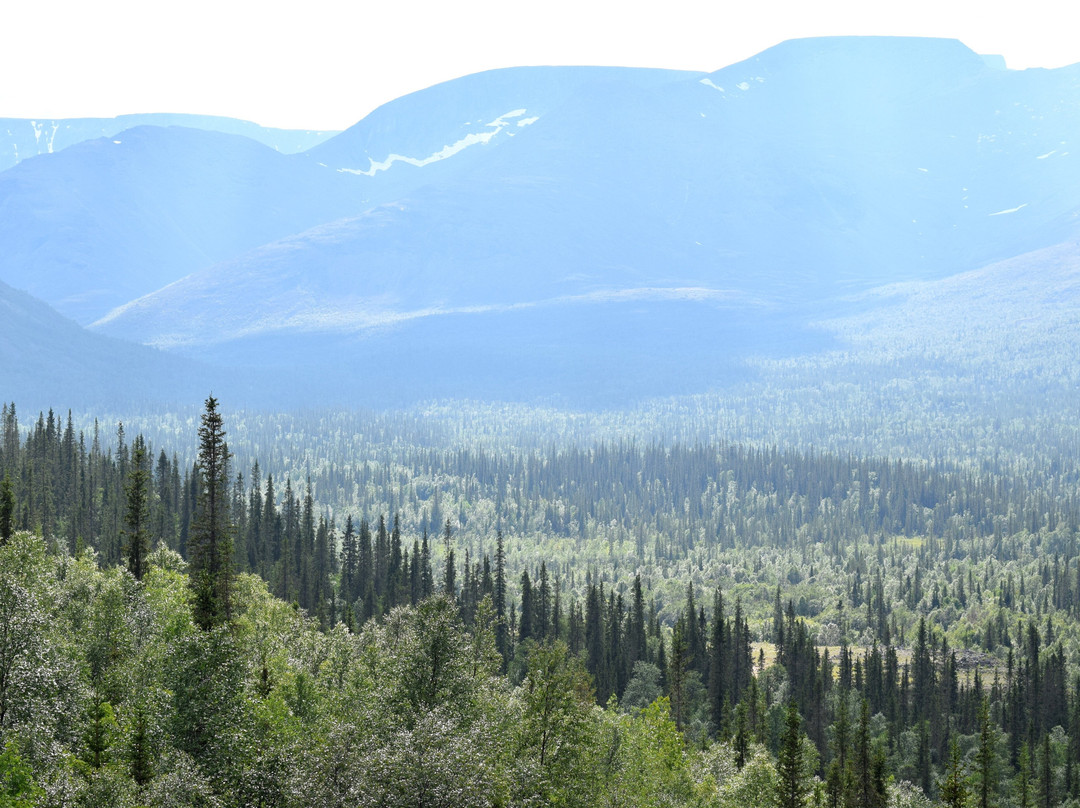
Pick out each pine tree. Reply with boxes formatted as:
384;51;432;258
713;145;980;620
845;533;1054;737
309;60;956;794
1017;742;1031;808
123;435;151;581
442;519;456;599
940;739;969;808
669;615;689;733
733;701;749;769
854;698;878;808
358;518;373;604
341;515;357;603
261;473;277;581
189;396;233;630
494;530;508;663
420;528;434;598
0;472;13;545
387;513;403;607
537;562;551;641
1038;732;1054;808
519;569;534;643
776;701;807;808
410;539;421;604
975;697;998;808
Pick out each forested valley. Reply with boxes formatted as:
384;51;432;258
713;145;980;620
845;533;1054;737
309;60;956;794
4;396;1080;807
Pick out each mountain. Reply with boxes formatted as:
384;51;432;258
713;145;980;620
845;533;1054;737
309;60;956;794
9;37;1080;407
0;125;369;323
0;113;337;172
305;65;699;196
0;281;215;412
97;40;1080;346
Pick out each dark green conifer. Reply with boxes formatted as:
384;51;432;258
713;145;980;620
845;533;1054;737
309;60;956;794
189;396;233;630
776;701;806;808
0;472;13;545
123;435;151;581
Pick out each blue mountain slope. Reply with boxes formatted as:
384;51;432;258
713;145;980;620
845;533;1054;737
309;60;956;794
96;37;1080;359
12;37;1080;407
306;65;698;171
300;66;701;212
0;281;215;411
0;126;369;322
0;113;337;172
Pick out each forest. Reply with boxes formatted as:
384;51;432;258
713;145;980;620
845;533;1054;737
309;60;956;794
4;395;1080;807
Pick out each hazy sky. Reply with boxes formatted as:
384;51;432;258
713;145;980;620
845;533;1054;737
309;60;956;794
3;0;1079;131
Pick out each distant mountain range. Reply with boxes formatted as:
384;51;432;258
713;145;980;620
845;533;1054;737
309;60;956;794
3;36;1079;411
0;112;336;172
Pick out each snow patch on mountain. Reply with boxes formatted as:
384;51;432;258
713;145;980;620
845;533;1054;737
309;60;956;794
339;109;535;177
989;203;1028;216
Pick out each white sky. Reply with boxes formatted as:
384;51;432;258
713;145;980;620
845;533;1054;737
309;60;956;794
2;0;1078;131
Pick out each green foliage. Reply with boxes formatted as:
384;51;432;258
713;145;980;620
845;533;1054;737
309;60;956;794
776;702;806;808
12;397;1080;807
939;740;969;808
595;697;696;807
0;475;13;546
715;744;780;808
513;640;594;804
0;741;42;808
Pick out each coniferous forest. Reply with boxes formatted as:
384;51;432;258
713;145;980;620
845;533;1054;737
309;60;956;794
3;395;1080;808
8;24;1080;808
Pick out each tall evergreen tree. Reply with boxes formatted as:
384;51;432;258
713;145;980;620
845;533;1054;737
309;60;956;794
0;473;13;545
940;739;969;808
776;701;807;808
122;435;151;581
976;697;998;808
358;518;373;605
669;615;689;733
519;569;535;643
419;527;434;599
341;514;357;603
494;530;508;663
189;396;233;630
442;519;456;599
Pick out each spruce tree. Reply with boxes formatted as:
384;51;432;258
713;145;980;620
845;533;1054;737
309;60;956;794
442;519;456;599
341;514;357;603
776;701;806;808
123;435;151;581
494;530;508;663
420;528;434;598
519;569;534;643
975;697;998;808
940;739;969;808
0;472;13;545
189;396;233;630
669;615;689;733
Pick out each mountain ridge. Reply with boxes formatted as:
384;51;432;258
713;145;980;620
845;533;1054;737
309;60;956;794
0;112;337;172
5;37;1080;408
